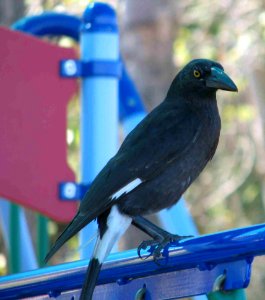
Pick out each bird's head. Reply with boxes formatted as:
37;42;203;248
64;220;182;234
167;59;238;99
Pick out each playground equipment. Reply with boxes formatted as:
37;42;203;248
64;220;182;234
0;2;264;299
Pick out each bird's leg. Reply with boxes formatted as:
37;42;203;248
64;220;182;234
132;216;192;262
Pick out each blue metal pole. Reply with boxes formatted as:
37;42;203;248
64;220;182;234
0;199;10;252
0;198;38;272
79;3;120;259
18;208;38;271
158;198;199;235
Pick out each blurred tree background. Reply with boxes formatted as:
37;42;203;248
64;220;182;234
1;0;265;299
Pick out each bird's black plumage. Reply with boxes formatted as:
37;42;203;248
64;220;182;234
45;59;237;299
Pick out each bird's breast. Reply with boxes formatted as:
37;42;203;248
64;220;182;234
118;103;221;216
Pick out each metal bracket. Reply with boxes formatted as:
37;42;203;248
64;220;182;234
60;59;122;78
58;182;89;200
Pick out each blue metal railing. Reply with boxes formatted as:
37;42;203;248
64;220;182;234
1;223;265;299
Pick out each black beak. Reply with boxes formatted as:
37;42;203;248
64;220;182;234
206;67;238;92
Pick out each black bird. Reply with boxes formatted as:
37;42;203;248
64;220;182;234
45;59;237;299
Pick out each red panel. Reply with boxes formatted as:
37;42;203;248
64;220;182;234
0;27;79;222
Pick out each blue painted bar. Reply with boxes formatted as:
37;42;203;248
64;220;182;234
1;222;265;299
119;64;146;121
79;3;120;258
12;12;81;41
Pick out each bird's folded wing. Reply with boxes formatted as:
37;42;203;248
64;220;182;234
80;101;202;214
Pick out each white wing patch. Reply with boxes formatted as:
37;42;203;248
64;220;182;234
110;178;142;200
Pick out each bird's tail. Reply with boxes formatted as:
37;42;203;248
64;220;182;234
79;205;132;299
80;257;102;300
45;213;91;263
79;232;117;300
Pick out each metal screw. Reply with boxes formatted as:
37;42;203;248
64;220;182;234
64;60;77;76
63;182;77;199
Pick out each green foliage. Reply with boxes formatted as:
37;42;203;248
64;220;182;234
223;104;255;123
67;95;80;180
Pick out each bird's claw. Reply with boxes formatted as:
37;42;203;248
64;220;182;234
137;240;158;260
137;234;193;264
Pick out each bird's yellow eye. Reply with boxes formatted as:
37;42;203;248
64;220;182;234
193;70;201;78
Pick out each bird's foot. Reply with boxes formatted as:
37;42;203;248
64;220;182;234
137;234;193;264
